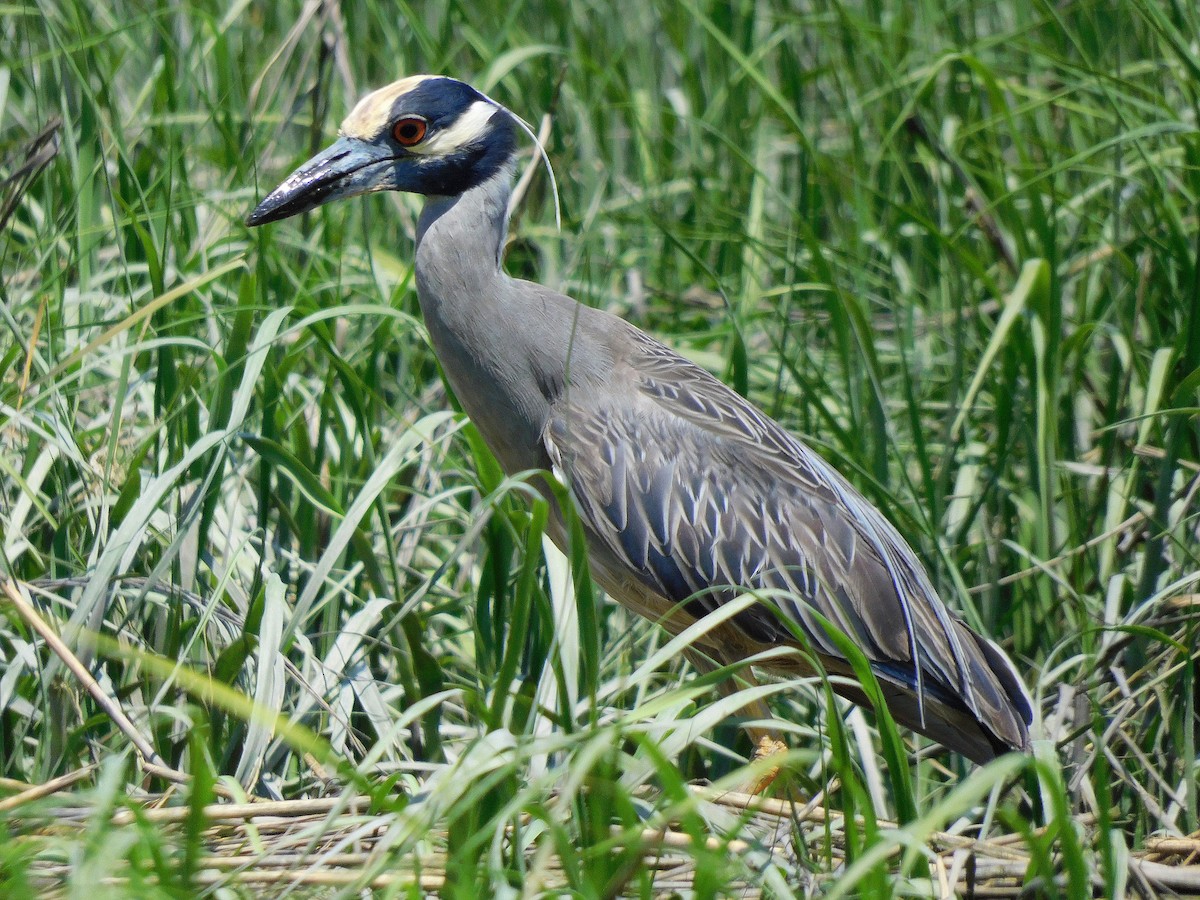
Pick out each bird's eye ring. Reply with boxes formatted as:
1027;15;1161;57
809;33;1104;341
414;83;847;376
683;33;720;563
392;117;427;146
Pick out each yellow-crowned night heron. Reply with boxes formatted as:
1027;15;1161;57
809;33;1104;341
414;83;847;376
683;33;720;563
248;75;1033;764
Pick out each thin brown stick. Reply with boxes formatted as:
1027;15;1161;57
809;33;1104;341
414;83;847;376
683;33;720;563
0;577;184;780
628;825;752;856
1144;837;1200;856
968;510;1145;593
105;870;445;889
109;796;371;826
1128;858;1200;892
0;765;97;813
696;786;837;824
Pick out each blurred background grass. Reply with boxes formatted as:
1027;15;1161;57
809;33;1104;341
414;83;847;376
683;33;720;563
2;0;1199;894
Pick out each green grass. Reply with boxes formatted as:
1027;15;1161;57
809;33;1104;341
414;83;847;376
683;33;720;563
3;0;1199;895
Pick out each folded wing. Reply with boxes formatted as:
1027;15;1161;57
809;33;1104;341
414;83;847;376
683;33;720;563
543;328;1031;761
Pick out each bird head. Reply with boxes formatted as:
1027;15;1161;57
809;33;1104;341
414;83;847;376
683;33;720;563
246;75;517;226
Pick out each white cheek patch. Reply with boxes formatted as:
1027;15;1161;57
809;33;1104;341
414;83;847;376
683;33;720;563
414;100;498;156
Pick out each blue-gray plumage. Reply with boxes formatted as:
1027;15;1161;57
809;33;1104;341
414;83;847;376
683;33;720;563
248;75;1033;765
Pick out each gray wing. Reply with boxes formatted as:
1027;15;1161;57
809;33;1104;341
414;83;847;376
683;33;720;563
543;328;1031;760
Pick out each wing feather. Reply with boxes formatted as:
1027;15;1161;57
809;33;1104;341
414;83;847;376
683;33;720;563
543;328;1031;760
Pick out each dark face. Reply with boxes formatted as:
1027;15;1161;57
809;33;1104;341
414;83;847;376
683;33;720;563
246;76;517;226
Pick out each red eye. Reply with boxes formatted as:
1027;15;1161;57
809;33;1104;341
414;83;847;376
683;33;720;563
392;117;427;146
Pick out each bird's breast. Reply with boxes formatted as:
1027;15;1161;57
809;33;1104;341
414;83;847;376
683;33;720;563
420;311;551;475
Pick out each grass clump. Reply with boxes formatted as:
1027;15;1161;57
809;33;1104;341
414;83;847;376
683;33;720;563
3;0;1199;895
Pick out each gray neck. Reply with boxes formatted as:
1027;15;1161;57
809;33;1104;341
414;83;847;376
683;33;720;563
412;163;555;473
415;163;513;302
412;163;516;395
